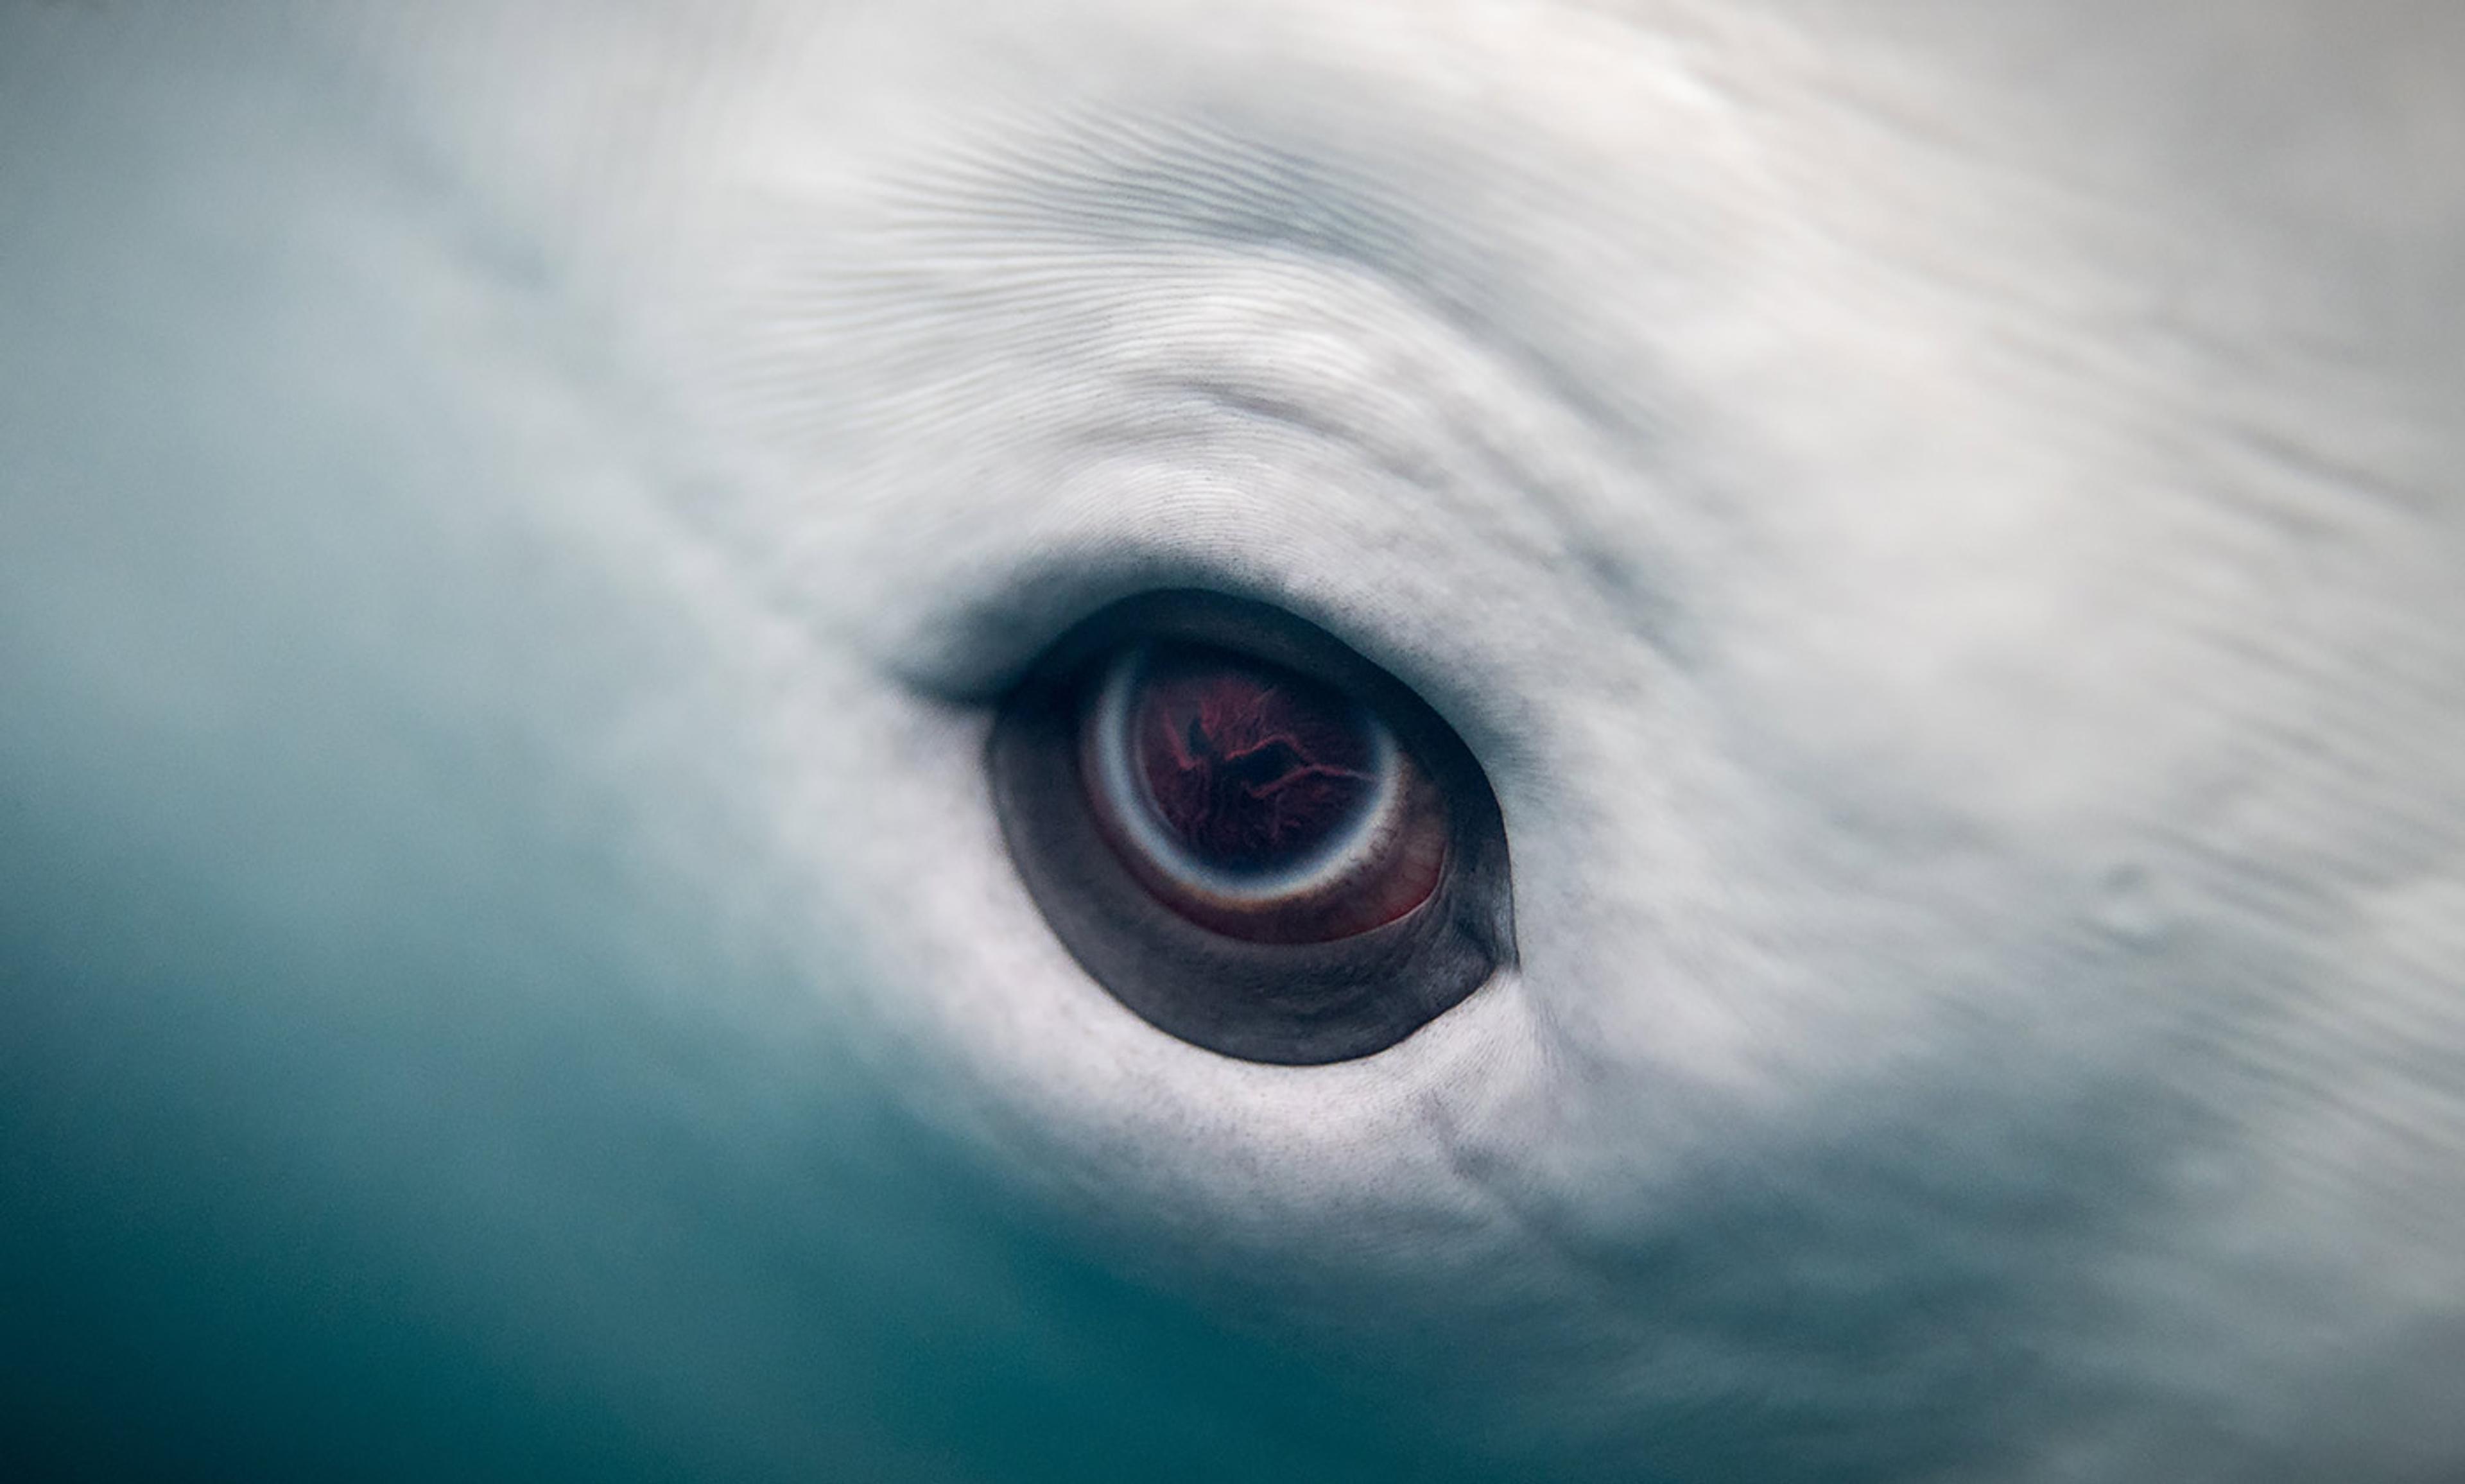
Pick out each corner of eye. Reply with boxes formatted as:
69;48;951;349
867;589;1092;703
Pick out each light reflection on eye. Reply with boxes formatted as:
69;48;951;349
1081;643;1448;944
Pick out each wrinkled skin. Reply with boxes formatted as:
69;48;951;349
4;3;2462;1481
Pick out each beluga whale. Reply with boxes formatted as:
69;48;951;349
3;1;2462;1480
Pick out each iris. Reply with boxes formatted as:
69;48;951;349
1129;652;1375;872
1080;643;1447;944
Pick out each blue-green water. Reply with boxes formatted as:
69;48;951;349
0;721;1475;1483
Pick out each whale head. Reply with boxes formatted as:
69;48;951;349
4;3;2462;1480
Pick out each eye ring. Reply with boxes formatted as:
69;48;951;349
1078;640;1449;943
988;591;1514;1065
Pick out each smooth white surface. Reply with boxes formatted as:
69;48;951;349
3;3;2460;1480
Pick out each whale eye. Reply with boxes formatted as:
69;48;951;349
1081;643;1449;944
989;592;1514;1064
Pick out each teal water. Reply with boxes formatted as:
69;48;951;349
0;711;1476;1483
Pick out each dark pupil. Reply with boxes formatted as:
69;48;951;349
1129;651;1378;873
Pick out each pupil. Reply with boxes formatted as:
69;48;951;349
1128;651;1378;874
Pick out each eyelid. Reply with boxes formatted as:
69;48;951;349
876;548;1409;704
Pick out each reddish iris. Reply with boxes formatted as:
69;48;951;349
1079;641;1449;944
1129;653;1376;874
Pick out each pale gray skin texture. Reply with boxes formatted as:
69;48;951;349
4;3;2462;1480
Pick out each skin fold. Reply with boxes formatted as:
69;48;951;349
3;2;2460;1480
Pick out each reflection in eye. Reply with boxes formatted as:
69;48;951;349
1082;643;1449;944
990;592;1514;1065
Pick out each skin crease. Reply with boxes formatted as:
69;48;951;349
2;0;2461;1480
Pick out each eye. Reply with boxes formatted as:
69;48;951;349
988;591;1514;1064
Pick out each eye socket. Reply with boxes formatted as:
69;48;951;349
989;591;1514;1065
